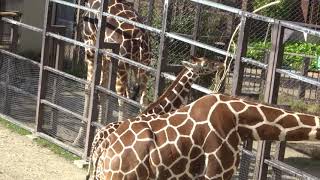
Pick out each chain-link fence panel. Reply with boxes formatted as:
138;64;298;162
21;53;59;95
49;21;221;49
42;104;86;150
0;52;39;128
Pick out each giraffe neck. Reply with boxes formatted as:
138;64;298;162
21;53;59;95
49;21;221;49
142;68;199;115
214;94;320;141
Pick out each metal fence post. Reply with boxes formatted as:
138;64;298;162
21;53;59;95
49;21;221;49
190;3;202;56
298;57;310;99
83;0;109;159
154;0;173;100
231;15;249;96
102;43;119;123
49;25;66;136
254;21;285;180
35;0;53;133
231;15;251;180
146;0;155;25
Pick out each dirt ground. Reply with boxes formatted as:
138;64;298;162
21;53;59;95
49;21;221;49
0;125;87;180
1;124;319;180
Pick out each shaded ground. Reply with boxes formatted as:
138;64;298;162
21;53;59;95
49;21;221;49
0;125;87;180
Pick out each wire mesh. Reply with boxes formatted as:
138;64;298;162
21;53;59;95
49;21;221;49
278;30;320;104
0;52;39;128
45;71;86;117
42;104;86;149
96;87;141;125
236;147;256;180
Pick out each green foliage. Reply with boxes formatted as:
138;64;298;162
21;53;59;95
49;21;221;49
253;0;301;21
247;41;320;70
278;96;320;116
283;42;320;70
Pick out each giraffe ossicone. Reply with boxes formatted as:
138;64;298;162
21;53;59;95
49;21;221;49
86;56;224;179
94;93;320;179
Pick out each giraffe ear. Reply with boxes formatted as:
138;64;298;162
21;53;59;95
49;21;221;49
181;61;192;67
191;56;203;64
182;61;201;72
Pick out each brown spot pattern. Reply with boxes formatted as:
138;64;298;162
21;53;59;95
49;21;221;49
217;142;234;169
189;154;206;176
211;103;236;138
177;119;194;135
169;114;187;126
260;106;283;122
190;95;217;122
238;127;254;140
206;155;223;177
239;106;263;126
120;130;135;146
277;115;299;128
171;158;188;175
298;114;316;126
192;124;211;146
190;146;202;159
120;149;139;172
286;128;311;140
167;127;178;142
159;144;179;166
150;120;167;132
256;124;281;140
230;102;246;112
177;137;193;156
203;131;222;153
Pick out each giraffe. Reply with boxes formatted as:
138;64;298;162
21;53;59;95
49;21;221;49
94;93;320;179
86;56;225;179
82;0;151;116
73;0;151;145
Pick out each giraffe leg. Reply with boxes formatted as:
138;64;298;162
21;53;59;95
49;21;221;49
116;67;128;121
98;57;109;123
138;70;149;108
72;52;94;146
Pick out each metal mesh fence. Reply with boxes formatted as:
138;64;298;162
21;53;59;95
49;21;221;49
1;0;320;179
42;104;86;149
0;52;39;128
97;88;141;124
45;71;86;116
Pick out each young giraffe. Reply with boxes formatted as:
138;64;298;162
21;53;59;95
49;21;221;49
86;56;224;179
73;0;151;145
95;93;320;179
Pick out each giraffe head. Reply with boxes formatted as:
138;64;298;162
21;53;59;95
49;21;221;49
182;56;224;76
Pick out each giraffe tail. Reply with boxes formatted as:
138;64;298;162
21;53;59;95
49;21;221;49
85;159;92;180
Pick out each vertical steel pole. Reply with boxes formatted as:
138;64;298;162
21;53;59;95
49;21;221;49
231;15;249;96
35;0;53;133
83;0;109;159
254;21;285;180
146;0;155;25
190;3;202;56
154;0;173;100
232;15;251;180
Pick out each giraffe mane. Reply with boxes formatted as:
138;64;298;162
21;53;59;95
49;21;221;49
141;68;189;114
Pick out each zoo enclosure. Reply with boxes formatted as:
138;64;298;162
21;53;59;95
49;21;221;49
1;0;320;179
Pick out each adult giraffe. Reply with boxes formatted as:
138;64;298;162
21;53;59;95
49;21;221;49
73;0;151;145
94;93;320;179
82;0;151;114
86;56;224;179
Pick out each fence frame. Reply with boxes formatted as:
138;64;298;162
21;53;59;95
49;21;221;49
0;0;320;179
